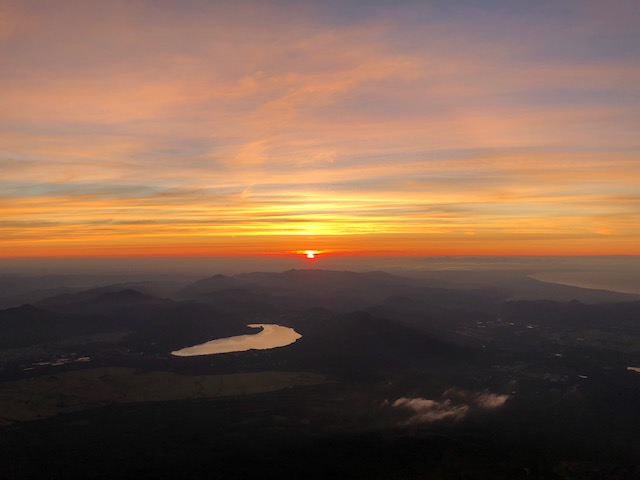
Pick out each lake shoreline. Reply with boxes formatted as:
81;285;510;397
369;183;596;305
171;324;302;357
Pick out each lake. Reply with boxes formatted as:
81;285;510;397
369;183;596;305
171;324;301;357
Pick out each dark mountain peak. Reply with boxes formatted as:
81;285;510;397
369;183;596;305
249;269;343;277
94;289;152;303
279;269;410;284
3;303;42;316
239;269;398;284
17;303;37;310
178;274;238;298
38;283;134;307
212;273;230;279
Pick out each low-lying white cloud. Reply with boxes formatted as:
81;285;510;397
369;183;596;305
388;389;510;425
475;392;509;409
392;398;469;424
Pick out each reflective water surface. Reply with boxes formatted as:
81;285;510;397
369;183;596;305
171;324;301;357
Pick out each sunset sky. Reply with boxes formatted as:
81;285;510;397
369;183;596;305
2;0;639;258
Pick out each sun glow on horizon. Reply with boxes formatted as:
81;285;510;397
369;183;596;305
1;2;639;257
296;249;322;259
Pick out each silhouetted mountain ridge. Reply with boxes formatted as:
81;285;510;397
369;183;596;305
0;304;111;348
503;298;640;331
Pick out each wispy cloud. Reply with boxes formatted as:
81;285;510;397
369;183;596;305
1;0;639;255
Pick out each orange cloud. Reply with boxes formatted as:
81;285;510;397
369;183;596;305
1;1;639;257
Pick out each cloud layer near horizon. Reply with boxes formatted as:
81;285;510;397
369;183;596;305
1;0;639;256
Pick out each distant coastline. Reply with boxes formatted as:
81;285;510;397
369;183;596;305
529;273;640;296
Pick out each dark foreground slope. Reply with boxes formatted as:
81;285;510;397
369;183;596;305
1;270;639;479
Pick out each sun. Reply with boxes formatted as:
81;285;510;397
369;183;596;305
297;249;321;259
